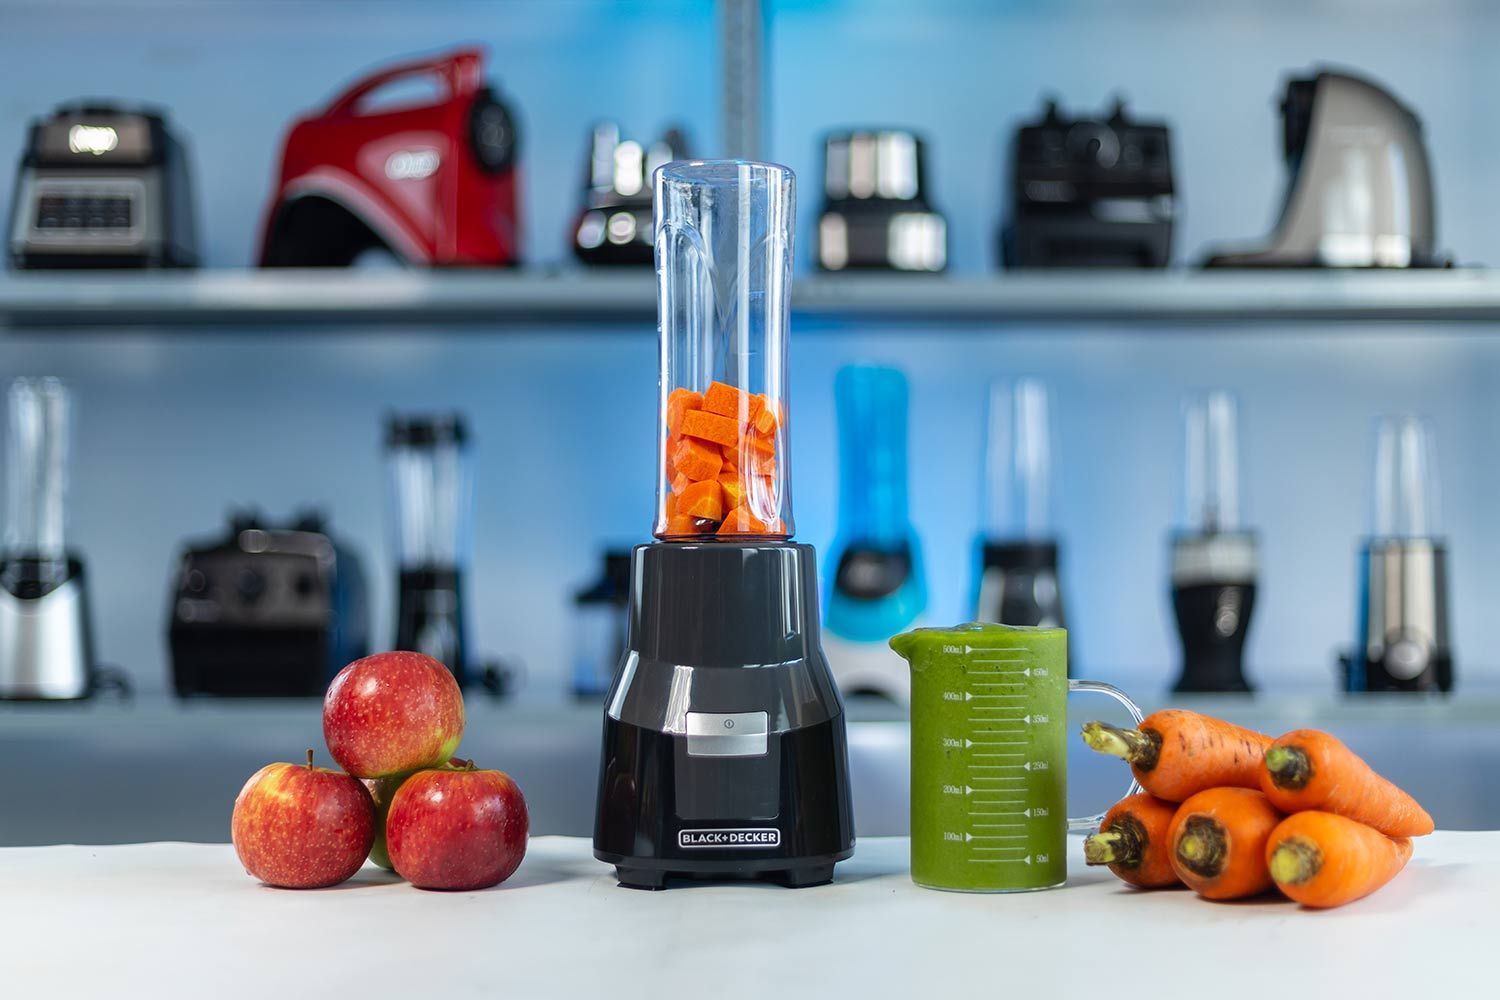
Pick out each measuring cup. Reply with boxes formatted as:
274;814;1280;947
889;621;1141;891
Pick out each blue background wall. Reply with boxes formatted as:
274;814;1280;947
1;1;1497;698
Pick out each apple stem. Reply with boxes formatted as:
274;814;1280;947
455;758;474;771
305;748;314;770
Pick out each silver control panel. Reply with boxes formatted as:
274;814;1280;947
685;711;769;758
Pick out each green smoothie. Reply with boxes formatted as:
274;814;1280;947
890;622;1068;891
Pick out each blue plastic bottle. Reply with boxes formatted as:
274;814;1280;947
824;364;927;702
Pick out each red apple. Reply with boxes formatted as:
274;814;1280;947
363;758;463;871
232;751;375;889
386;761;528;890
323;651;464;779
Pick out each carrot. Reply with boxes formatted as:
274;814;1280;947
670;436;722;483
676;480;724;522
679;409;740;448
1261;729;1434;838
718;472;747;510
701;381;753;421
1167;787;1282;900
1266;811;1413;908
719;506;784;537
1084;793;1182;889
666;388;703;435
1080;710;1273;802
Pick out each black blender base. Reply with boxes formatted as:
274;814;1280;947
612;859;839;891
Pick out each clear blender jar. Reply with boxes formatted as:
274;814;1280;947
1170;390;1258;692
0;377;96;700
656;159;792;540
385;414;472;686
593;160;854;890
972;378;1066;627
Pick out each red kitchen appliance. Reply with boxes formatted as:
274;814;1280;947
258;48;520;267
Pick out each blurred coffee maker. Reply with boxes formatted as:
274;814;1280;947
1344;416;1452;692
1170;391;1257;692
971;379;1066;629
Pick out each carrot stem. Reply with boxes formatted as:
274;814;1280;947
1084;830;1126;866
1175;816;1227;879
1264;745;1313;791
1268;837;1322;886
1080;721;1160;769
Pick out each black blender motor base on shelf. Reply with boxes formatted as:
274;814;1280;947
395;565;469;689
593;542;856;890
974;539;1066;629
1169;532;1257;693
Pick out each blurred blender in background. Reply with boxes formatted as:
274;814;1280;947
1346;415;1453;693
824;364;926;704
972;378;1067;630
1170;390;1257;692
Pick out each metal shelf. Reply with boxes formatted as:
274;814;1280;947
4;268;1500;329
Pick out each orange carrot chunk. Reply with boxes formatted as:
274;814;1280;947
702;381;754;421
670;436;723;483
1266;811;1414;909
1261;729;1434;838
718;473;748;511
1084;793;1183;889
752;399;779;437
666;388;703;436
679;409;741;448
719;506;785;536
664;513;712;536
1168;787;1283;900
676;480;724;522
1081;710;1274;803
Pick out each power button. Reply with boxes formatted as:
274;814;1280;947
685;711;769;757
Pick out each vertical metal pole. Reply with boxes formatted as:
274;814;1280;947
720;0;764;160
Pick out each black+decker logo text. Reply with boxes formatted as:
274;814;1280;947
678;828;781;849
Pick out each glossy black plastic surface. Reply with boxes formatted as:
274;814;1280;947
1172;582;1256;692
594;542;856;888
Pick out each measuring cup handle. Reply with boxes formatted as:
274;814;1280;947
1066;679;1144;831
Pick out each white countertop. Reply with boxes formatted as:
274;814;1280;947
5;834;1491;998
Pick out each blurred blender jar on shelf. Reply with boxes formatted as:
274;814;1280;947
972;379;1066;629
1345;416;1452;693
0;378;109;700
824;364;927;703
570;548;632;698
594;160;854;890
1170;391;1257;692
386;414;473;686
